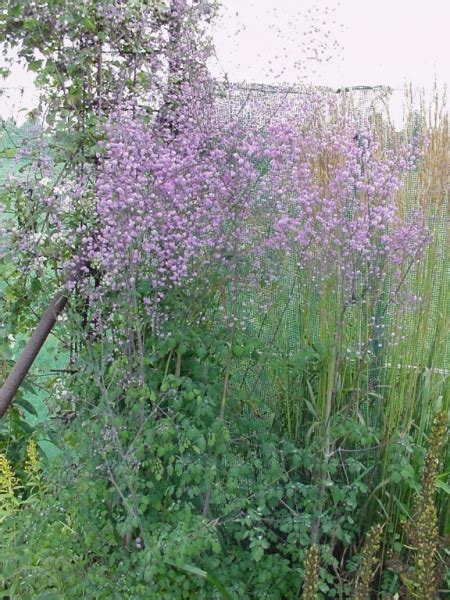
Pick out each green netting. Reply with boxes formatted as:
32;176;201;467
1;84;448;380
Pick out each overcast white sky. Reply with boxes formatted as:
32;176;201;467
1;0;449;122
211;0;450;90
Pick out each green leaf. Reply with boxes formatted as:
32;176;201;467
290;346;317;372
232;344;245;358
17;418;34;434
10;4;21;18
0;148;16;158
28;59;43;72
165;560;236;600
21;381;37;395
435;477;450;495
83;17;96;31
16;397;39;416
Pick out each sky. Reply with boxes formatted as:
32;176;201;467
210;0;450;90
1;0;449;122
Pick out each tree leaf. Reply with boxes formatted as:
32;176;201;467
165;560;236;600
16;397;39;416
28;59;43;72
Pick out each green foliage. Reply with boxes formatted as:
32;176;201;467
2;325;447;598
0;338;360;597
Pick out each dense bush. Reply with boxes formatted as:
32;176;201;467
1;326;448;598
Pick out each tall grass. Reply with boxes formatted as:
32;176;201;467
235;88;449;569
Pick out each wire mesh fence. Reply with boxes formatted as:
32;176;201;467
1;82;448;380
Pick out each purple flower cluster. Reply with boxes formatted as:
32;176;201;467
266;110;428;299
91;86;427;320
90;90;269;322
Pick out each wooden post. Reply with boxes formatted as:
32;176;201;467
0;266;82;419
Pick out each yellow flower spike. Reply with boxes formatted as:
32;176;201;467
301;545;320;600
24;438;40;476
0;452;18;496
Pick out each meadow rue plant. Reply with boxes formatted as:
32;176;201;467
92;95;261;295
91;88;428;330
268;110;428;297
2;0;429;330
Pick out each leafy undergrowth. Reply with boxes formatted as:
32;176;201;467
1;350;448;599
